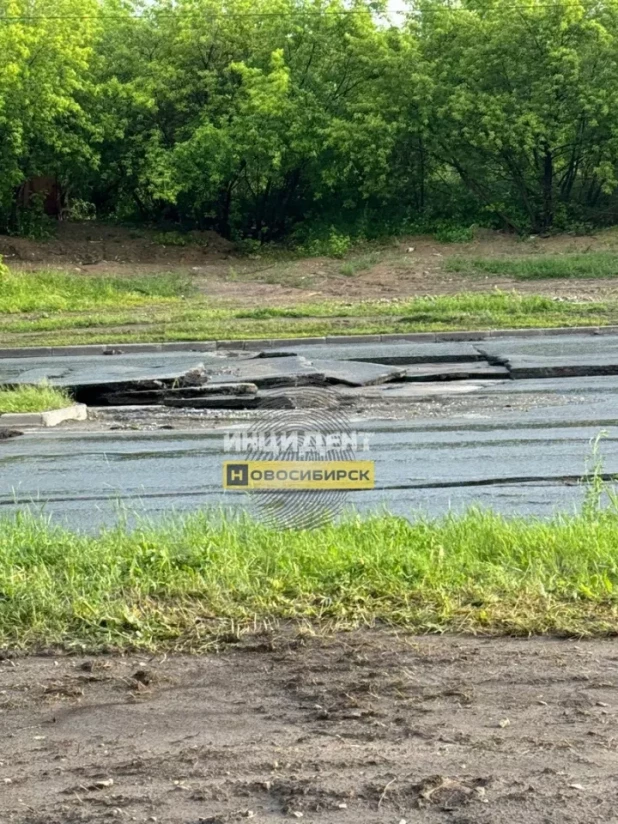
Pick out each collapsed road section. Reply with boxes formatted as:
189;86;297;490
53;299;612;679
0;343;510;410
3;334;618;413
3;334;618;527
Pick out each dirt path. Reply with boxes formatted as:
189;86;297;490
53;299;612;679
5;222;618;308
2;631;618;823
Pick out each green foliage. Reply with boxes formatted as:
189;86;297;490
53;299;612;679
446;252;618;280
14;200;57;241
5;0;618;239
0;383;73;414
3;502;618;648
432;224;475;244
1;278;616;347
0;0;100;228
340;253;380;276
0;270;190;313
303;229;353;258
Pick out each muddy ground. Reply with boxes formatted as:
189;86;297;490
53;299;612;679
2;631;618;824
4;222;618;307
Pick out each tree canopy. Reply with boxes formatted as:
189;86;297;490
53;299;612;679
2;0;618;239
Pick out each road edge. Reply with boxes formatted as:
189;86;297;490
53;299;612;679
0;324;614;359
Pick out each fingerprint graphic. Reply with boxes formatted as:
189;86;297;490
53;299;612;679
243;387;355;530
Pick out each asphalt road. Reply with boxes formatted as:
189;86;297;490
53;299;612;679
2;333;618;530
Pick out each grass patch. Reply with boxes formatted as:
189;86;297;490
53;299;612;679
152;231;193;247
446;252;618;280
0;383;73;414
2;505;618;650
339;253;381;277
0;290;616;347
0;270;191;313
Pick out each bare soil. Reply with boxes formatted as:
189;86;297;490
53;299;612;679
4;223;618;308
2;631;618;824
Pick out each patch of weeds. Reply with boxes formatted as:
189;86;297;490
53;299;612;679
433;223;475;243
0;269;193;313
152;231;192;247
445;252;618;280
14;200;57;241
0;382;74;414
340;253;381;277
303;228;352;259
4;479;618;648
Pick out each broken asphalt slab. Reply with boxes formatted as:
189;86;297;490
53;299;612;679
305;359;407;386
403;362;509;381
474;374;618;395
476;335;618;360
5;335;618;411
259;342;485;365
93;383;259;406
0;428;23;440
485;354;618;380
203;356;326;389
0;351;258;388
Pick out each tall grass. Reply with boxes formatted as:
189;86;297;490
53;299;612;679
1;503;618;650
0;270;190;313
0;383;73;414
0;275;616;346
446;252;618;280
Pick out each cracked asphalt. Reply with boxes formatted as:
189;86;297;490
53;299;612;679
2;333;618;529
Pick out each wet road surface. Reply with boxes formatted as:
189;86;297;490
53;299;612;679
2;333;618;530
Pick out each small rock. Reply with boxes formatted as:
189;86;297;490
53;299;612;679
569;783;585;790
131;668;153;686
498;718;510;728
91;778;114;789
180;366;209;386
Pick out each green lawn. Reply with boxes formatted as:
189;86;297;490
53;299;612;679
0;269;190;313
2;503;618;650
0;384;73;414
445;252;618;280
0;281;616;347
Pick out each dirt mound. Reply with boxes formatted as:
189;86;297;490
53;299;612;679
0;221;235;266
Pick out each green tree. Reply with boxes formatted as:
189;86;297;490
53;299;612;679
0;0;100;226
421;0;618;232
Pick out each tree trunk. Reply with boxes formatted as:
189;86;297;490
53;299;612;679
540;145;554;232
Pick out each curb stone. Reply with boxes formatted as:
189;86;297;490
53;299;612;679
0;325;615;359
0;403;88;428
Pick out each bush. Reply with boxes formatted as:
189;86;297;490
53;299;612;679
433;223;475;243
304;229;352;259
